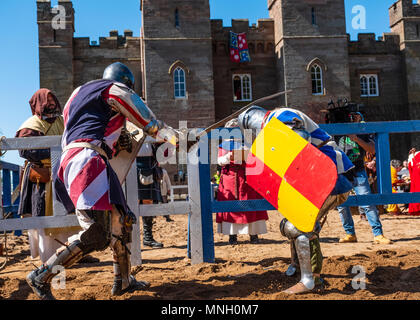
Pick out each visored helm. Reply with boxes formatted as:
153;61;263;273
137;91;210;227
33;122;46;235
103;62;135;90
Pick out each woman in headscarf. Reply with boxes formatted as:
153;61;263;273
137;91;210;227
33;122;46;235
16;89;82;263
215;119;268;245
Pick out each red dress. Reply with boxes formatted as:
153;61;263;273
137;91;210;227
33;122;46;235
216;146;268;225
408;152;420;216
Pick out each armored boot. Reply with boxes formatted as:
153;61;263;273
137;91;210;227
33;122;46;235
282;235;315;294
111;231;150;296
26;240;85;300
111;274;150;296
142;216;163;248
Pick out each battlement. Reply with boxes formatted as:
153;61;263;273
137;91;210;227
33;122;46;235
348;33;401;55
37;0;74;22
390;0;420;28
74;30;140;49
211;19;274;39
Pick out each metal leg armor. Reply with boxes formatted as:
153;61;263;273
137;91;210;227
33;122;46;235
285;240;299;277
26;210;112;300
280;219;315;291
110;207;149;296
294;234;315;290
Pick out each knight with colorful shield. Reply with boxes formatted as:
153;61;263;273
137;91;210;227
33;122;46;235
238;106;355;294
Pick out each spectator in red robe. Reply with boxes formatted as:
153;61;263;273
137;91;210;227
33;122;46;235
408;148;420;216
215;120;268;245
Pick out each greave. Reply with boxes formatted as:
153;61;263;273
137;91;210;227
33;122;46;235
285;240;299;276
36;240;84;284
295;235;315;290
112;239;132;290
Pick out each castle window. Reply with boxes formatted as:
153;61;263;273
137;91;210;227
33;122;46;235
417;24;419;38
175;8;180;28
360;74;379;97
174;67;186;98
311;64;323;95
233;74;252;102
248;43;255;54
311;8;317;26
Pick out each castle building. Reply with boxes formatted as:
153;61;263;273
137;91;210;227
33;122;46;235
37;0;420;159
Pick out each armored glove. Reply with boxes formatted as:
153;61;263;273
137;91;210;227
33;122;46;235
114;127;133;156
122;208;137;233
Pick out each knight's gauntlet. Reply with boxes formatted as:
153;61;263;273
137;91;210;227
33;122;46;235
115;127;133;156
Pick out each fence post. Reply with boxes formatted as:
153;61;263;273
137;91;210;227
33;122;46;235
126;162;142;266
51;145;68;217
187;140;215;264
2;169;11;211
12;169;21;236
375;133;392;194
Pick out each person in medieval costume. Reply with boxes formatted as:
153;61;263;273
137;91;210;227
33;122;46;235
16;89;84;264
26;62;178;300
137;143;164;248
158;165;174;222
238;106;355;294
408;148;420;216
216;119;268;245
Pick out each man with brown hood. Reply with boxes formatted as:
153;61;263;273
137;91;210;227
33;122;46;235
16;89;95;264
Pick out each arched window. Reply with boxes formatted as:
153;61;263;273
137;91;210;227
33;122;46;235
360;76;368;96
233;74;252;101
174;67;186;98
219;43;227;55
242;75;251;100
311;64;323;95
248;43;255;54
360;74;379;97
311;7;317;26
175;8;180;28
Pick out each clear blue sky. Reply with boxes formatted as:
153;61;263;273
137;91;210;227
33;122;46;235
0;0;397;165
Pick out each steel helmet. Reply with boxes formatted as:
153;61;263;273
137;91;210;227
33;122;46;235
103;62;135;89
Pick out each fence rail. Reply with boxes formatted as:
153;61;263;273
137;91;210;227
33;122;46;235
198;121;420;263
0;137;192;266
2;121;420;265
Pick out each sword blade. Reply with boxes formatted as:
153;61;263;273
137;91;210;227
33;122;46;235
198;89;292;139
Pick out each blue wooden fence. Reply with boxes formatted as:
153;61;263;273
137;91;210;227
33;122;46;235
0;160;21;236
194;121;420;263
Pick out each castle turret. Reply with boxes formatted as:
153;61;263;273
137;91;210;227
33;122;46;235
390;0;420;102
268;0;350;122
389;0;420;146
140;0;215;129
37;0;74;106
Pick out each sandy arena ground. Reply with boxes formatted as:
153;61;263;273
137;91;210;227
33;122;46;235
1;208;419;300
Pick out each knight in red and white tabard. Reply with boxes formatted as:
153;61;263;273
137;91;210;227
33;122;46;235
26;62;178;300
